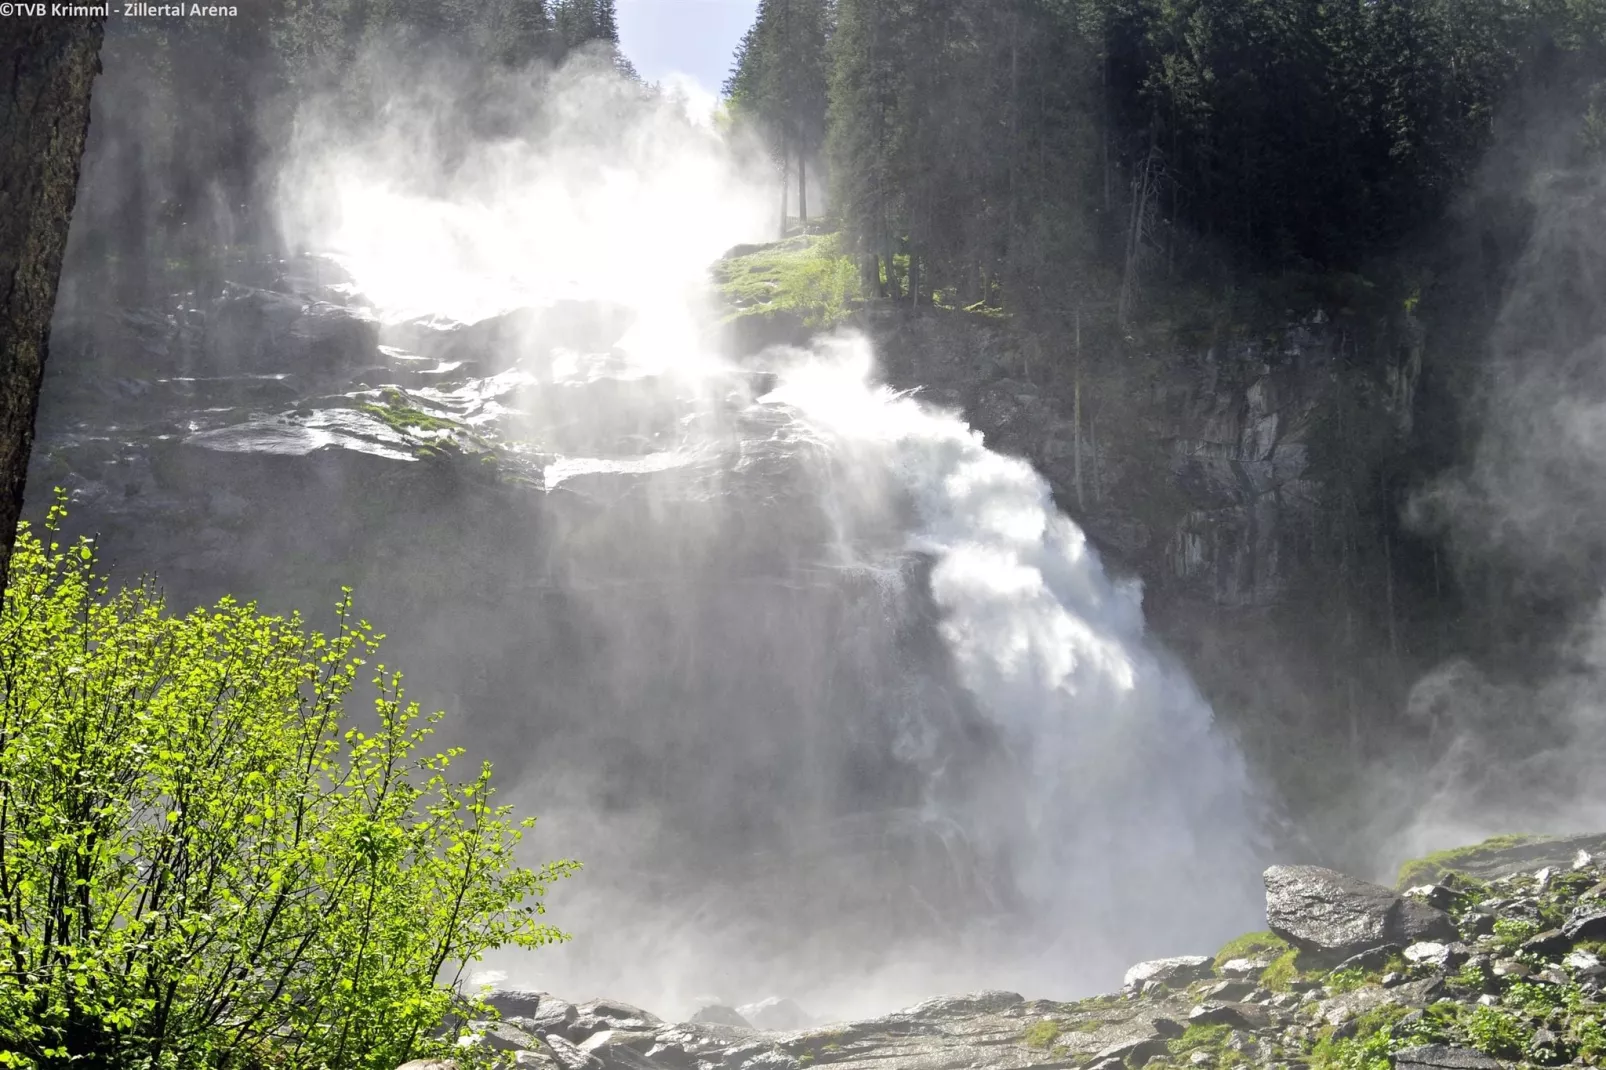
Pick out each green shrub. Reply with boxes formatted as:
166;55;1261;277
1493;917;1539;951
1465;1006;1528;1059
0;504;579;1069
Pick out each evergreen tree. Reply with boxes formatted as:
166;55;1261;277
727;0;833;232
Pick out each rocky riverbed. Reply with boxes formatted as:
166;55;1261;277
427;834;1606;1070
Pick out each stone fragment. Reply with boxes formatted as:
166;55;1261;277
1521;929;1572;957
1188;1052;1214;1067
1187;1003;1271;1032
544;1034;605;1070
1565;948;1603;976
1204;980;1258;1002
1218;958;1272;979
1392;1044;1504;1070
1404;942;1469;970
1404;885;1459;911
1264;866;1454;957
1491;959;1530;979
1124;956;1213;991
461;1021;545;1053
1096;1036;1167;1067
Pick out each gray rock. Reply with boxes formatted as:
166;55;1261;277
1124;956;1213;991
576;1000;663;1028
487;990;552;1021
1403;885;1460;911
544;1034;605;1070
1095;1033;1167;1066
1563;909;1606;942
1218;958;1273;979
1204;980;1257;1002
512;1053;564;1070
522;997;580;1035
690;1006;754;1030
1187;1003;1272;1032
462;1021;545;1053
1565;949;1603;976
1334;945;1404;973
1404;942;1470;970
1264;866;1454;957
1392;1045;1503;1070
736;998;812;1032
1522;930;1573;957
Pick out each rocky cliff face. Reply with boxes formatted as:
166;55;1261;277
832;302;1432;859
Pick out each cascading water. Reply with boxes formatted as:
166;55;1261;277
268;50;1265;1019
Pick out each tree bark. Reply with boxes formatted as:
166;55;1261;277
798;151;807;227
0;15;103;593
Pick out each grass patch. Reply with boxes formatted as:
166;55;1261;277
1465;1006;1528;1059
363;388;466;441
1168;1023;1243;1068
1395;835;1540;888
1213;931;1292;970
1023;1020;1063;1050
711;234;864;328
1261;948;1303;991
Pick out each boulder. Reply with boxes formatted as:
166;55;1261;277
736;997;812;1031
487;988;551;1021
544;1034;605;1070
1403;942;1470;971
1521;930;1572;957
1123;956;1213;991
1264;865;1455;957
690;1005;754;1029
1392;1045;1503;1070
1187;1003;1271;1032
1216;958;1271;979
1563;908;1606;942
461;1021;545;1052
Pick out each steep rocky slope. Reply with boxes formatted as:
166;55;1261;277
431;834;1606;1070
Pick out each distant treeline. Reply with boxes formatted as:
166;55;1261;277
725;0;1606;324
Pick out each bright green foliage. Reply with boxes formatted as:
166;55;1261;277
1022;1020;1061;1050
1309;1005;1411;1070
1450;960;1488;990
1168;1023;1244;1069
0;503;579;1069
1492;917;1539;951
1464;1006;1529;1059
1260;949;1303;992
1212;930;1291;969
712;234;864;327
1323;968;1370;995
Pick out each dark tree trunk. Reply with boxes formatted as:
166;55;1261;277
0;15;104;590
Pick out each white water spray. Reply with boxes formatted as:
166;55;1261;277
279;49;1263;1019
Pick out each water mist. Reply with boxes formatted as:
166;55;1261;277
275;46;1266;1022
